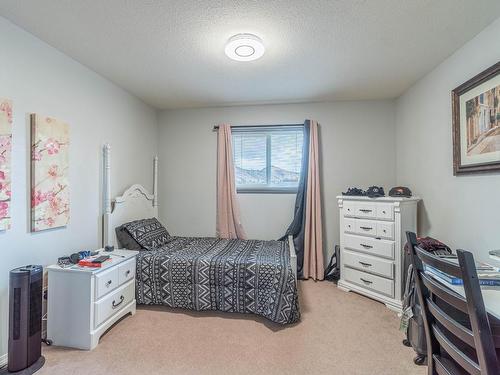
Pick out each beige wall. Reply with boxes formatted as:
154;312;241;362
158;100;397;261
0;17;158;357
396;17;500;263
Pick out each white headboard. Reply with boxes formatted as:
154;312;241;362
102;144;158;248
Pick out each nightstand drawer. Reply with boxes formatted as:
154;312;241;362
95;267;119;299
118;259;135;285
94;280;134;328
344;267;394;298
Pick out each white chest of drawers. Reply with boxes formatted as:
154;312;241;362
337;196;419;312
47;249;138;350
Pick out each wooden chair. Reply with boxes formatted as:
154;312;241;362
406;231;499;375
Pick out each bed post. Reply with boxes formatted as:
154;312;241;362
103;143;112;247
153;155;158;209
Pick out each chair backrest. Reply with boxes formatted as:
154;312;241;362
406;231;499;375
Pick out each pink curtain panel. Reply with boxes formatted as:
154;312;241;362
304;120;324;280
216;124;247;239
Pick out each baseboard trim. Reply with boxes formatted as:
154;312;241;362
0;353;7;368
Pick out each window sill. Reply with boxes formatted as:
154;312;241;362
236;188;298;194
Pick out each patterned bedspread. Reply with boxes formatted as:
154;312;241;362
135;236;300;324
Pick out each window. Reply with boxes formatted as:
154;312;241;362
232;125;304;193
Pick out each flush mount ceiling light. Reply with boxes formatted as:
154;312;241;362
225;33;265;62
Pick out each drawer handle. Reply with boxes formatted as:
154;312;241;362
382;210;386;214
360;243;373;249
106;280;113;287
359;261;372;267
360;226;373;231
125;270;131;276
360;278;373;285
359;209;372;213
112;295;125;309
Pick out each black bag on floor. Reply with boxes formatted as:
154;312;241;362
401;237;452;365
324;245;340;281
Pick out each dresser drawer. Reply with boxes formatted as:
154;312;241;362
95;267;119;299
343;201;357;217
344;218;356;233
344;267;394;298
343;234;395;260
355;219;377;237
376;221;394;240
343;250;394;279
376;204;394;221
355;203;377;219
350;219;394;240
344;201;395;221
118;259;135;285
94;280;134;328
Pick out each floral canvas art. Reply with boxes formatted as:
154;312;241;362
0;98;13;231
31;114;70;231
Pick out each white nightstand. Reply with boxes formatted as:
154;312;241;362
46;249;139;350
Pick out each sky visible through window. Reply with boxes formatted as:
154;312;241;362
233;129;303;188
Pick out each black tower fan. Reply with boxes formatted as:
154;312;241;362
7;265;45;374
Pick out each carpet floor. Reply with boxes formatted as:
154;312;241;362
40;281;425;375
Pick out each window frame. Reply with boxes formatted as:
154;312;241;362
231;124;304;194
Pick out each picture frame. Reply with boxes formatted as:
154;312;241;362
452;61;500;175
30;114;70;232
0;98;13;231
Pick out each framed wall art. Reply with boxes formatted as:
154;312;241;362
0;98;13;230
452;62;500;175
31;114;70;231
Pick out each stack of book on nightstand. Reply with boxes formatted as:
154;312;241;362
78;255;111;268
424;259;500;287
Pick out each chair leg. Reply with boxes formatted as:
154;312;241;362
413;354;427;366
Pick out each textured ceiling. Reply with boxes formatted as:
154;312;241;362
1;1;499;109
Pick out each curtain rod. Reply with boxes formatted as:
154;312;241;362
212;124;303;131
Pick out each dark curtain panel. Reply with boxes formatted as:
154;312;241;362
280;120;310;279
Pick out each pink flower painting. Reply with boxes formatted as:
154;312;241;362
0;98;13;231
31;114;70;231
47;165;59;179
45;138;61;155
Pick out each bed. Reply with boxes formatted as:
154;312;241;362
101;145;299;324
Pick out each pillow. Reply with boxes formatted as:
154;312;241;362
123;218;171;250
115;225;143;250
